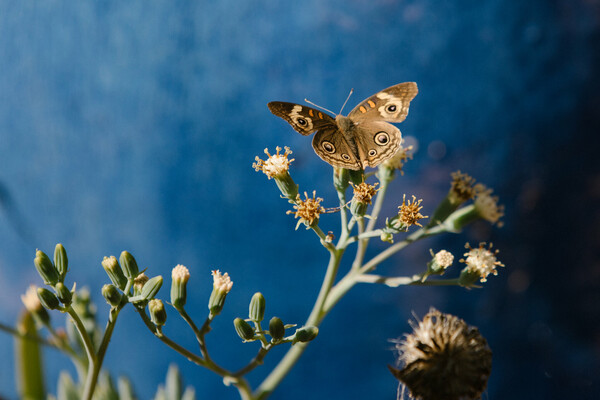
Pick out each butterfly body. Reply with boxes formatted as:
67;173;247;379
268;82;418;170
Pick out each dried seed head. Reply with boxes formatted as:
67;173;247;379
389;308;492;400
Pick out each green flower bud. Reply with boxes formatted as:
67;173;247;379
37;287;60;310
149;299;167;326
348;169;364;186
248;292;265;322
293;326;319;344
102;256;128;290
54;243;68;280
34;250;60;286
333;167;350;193
425;249;454;278
140;276;163;301
119;251;139;279
443;204;479;232
233;318;255;341
208;270;233;317
21;285;51;326
170;264;190;310
102;284;122;307
380;231;394;243
268;317;285;341
54;282;72;306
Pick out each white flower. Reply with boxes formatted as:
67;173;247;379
460;242;504;282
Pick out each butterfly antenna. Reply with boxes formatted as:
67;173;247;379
338;88;354;115
304;98;336;116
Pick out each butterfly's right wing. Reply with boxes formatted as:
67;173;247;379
268;102;337;136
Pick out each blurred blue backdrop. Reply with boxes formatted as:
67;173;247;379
1;0;599;399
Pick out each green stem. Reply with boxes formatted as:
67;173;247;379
66;307;97;400
355;274;461;287
254;248;343;399
81;305;123;400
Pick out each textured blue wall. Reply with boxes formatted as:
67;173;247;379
0;1;598;399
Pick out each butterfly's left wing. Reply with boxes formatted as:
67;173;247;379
268;102;337;136
351;121;403;169
347;82;418;123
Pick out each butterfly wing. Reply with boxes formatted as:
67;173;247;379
351;121;403;169
347;82;418;123
312;125;363;170
268;102;337;136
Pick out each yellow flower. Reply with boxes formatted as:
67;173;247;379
287;191;325;227
396;195;428;230
253;146;294;179
460;242;504;282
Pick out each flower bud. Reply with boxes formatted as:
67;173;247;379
234;317;256;341
133;273;149;295
333;167;350;193
37;287;60;310
102;284;122;307
54;282;72;306
149;299;167;326
170;264;190;310
208;270;233;317
293;326;318;344
380;231;394;243
54;243;68;280
140;276;163;301
119;251;139;279
34;250;60;286
425;249;454;278
268;317;285;341
249;292;266;322
102;256;128;290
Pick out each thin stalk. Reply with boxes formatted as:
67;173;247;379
81;305;122;400
254;248;343;399
66;308;97;400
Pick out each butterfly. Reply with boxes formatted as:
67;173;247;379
268;82;418;170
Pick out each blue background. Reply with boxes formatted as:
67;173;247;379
1;0;599;399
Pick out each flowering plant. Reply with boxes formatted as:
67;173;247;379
5;106;504;400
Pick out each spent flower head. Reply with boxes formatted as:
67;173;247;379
389;308;492;400
287;191;325;227
474;186;505;227
396;195;428;231
460;242;504;283
449;171;478;204
253;147;294;179
350;182;379;205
